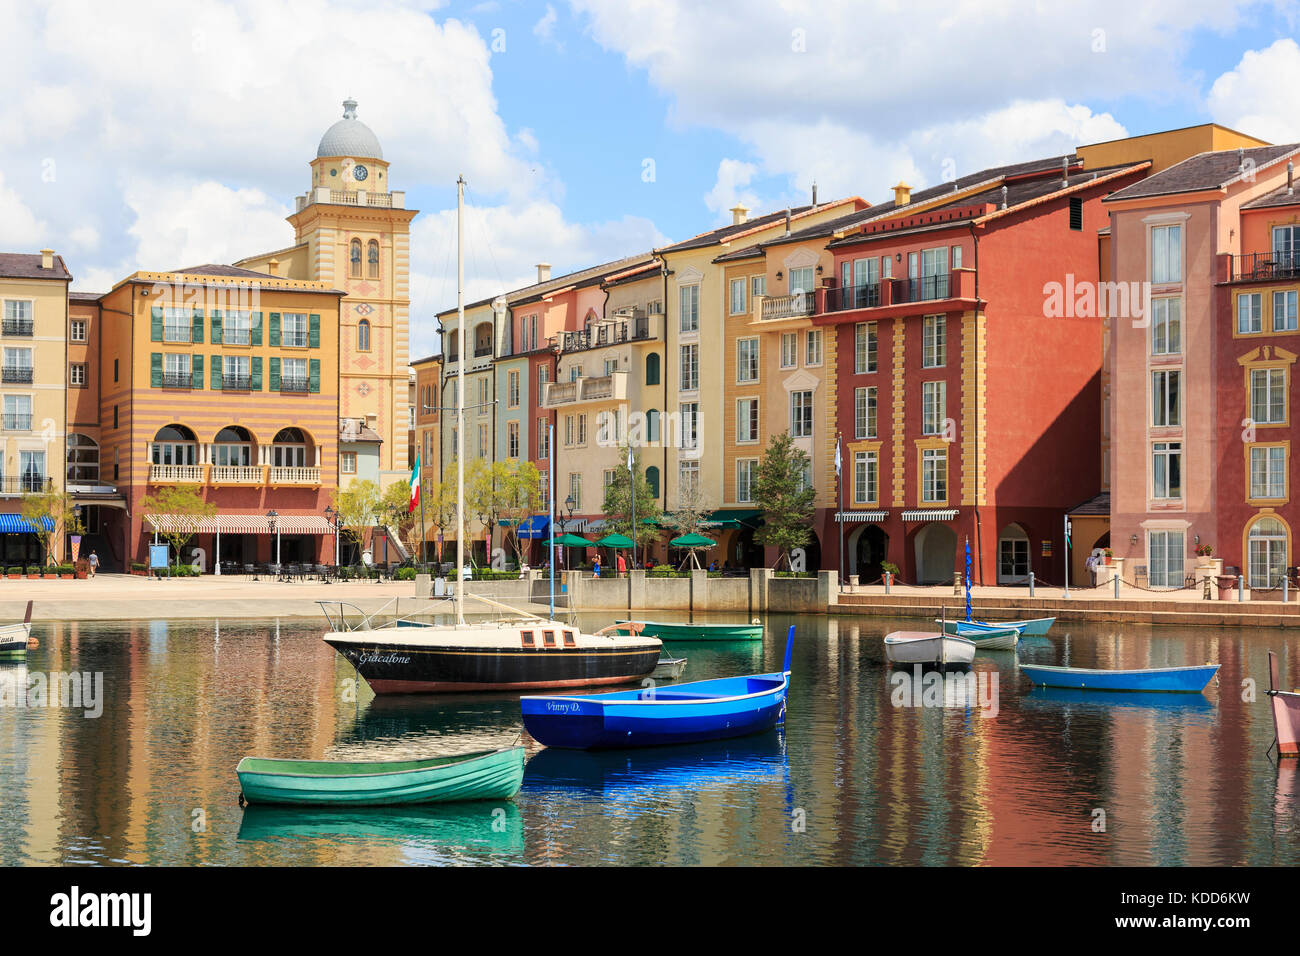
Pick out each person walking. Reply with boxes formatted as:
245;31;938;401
1085;551;1099;586
617;553;626;576
593;554;602;578
88;550;99;579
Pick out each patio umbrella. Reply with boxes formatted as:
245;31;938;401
541;533;595;547
595;533;635;548
669;533;716;548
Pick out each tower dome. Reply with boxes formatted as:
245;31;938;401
317;98;383;160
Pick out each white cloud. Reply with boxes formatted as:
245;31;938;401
1208;39;1300;144
534;4;560;44
703;159;761;223
124;179;293;271
0;173;47;247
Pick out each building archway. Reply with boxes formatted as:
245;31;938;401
997;522;1030;584
914;522;956;584
849;524;889;581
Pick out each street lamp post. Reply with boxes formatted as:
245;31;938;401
563;494;576;571
266;510;280;575
324;505;340;567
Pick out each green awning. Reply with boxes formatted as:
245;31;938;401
669;533;716;548
700;509;763;529
594;533;635;548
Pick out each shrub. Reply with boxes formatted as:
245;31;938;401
394;566;416;580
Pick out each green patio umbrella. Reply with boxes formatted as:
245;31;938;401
594;533;635;548
541;533;594;547
669;533;716;548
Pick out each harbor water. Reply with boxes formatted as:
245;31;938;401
0;612;1296;866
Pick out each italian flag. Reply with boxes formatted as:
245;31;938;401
408;450;421;513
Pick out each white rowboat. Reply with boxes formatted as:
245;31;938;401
884;630;976;667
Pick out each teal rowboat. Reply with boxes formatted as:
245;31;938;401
617;620;763;642
236;746;525;807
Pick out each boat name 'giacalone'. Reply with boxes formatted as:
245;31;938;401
357;652;412;665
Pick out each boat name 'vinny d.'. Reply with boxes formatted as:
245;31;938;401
50;887;151;937
356;652;412;665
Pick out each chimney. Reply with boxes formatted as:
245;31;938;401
784;208;792;236
366;413;377;431
893;182;911;207
268;258;280;276
811;182;818;209
536;262;551;283
730;204;749;225
1289;160;1295;196
1000;185;1008;210
1061;157;1069;188
40;249;53;270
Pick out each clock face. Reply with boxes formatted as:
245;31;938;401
353;164;369;182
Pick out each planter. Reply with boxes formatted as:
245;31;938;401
75;571;87;579
26;573;40;580
59;573;74;579
5;574;17;580
1104;555;1114;565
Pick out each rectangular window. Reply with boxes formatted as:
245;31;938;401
1151;369;1181;427
1275;290;1299;332
1151;297;1181;354
679;460;699;499
855;322;877;374
577;414;587;445
922;447;947;503
537;418;550;458
1148;529;1185;588
854;451;878;504
751;275;766;298
730;277;747;315
508;421;520;458
737;397;759;443
737;338;759;382
922;381;946;435
854;386;877;439
919;247;949;299
282;357;307;390
1251;367;1286;424
70;319;87;342
163;353;191;387
789;267;815;296
1250;445;1286;499
1151;223;1183;284
537;366;550;405
680;402;699;450
1239;292;1263;334
951;246;963;269
3;394;31;431
736;459;757;503
565;415;574;446
680;343;699;390
679;284;699;333
224;311;251;345
478;423;488;456
508;370;520;408
163;307;191;343
1152;441;1182;499
806;329;823;366
568;473;582;510
70;363;87;386
281;313;308;347
223;355;250;388
790;390;813;438
922;314;946;368
780;332;797;369
340;451;356;474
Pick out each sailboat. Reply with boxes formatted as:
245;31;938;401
322;177;662;694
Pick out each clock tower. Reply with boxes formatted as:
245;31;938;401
238;98;417;487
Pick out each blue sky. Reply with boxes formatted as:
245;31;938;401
3;1;1300;356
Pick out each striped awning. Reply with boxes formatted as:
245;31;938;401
0;514;54;533
835;510;888;523
901;509;959;522
146;514;334;535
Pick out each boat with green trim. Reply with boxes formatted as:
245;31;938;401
616;620;763;642
0;602;35;660
236;746;525;807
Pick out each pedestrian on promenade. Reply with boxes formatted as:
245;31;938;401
1085;551;1099;586
88;551;99;579
593;555;601;578
617;553;626;576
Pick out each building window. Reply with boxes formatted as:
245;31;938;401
1151;224;1183;284
855;322;877;374
680;402;699;450
780;332;797;369
223;355;250;389
922;381;946;435
577;414;587;445
730;277;747;315
922;314;946;368
1148;529;1185;588
1238;293;1263;334
70;363;87;387
679;460;699;499
737;338;759;383
163;307;191;343
1151;297;1181;355
921;447;946;503
855;386;877;439
805;329;823;366
281;312;308;347
737;397;759;443
854;451;877;504
271;427;308;468
680;344;699;390
645;352;660;386
537;365;550;404
113;358;118;383
1275;291;1299;333
564;415;574;446
1068;197;1083;231
508;421;520;458
790;390;813;438
736;458;757;503
367;239;379;279
70;319;86;342
508;370;520;408
358;319;371;351
951;246;963;269
477;423;488;456
212;426;253;467
751;275;766;298
3;395;31;431
1250;445;1287;500
1151;369;1181;427
679;285;699;333
1251;367;1286;424
1248;517;1288;588
645;465;660;498
67;433;99;483
537;418;550;458
340;451;357;475
350;239;362;278
568;473;582;510
789;266;815;296
1152;441;1182;499
163;353;191;387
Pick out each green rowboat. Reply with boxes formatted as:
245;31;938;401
236;746;525;807
617;620;763;642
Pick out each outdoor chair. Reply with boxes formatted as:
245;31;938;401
1133;564;1147;586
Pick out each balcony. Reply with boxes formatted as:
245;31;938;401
299;187;406;211
3;414;31;431
0;475;51;495
279;377;309;393
269;466;321;485
1230;251;1300;282
2;319;33;337
2;366;33;384
760;292;815;321
211;465;262;484
826;282;881;312
543;370;628;408
162;371;192;388
149;464;203;483
222;375;252;391
896;274;951;304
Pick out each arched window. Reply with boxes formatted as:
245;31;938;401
447;329;459;362
367;239;380;279
272;427;310;468
645;351;661;386
646;408;661;444
645;465;660;500
349;239;362;278
151;425;197;466
474;322;493;357
358;319;371;352
213;426;253;467
67;433;100;482
1248;516;1288;588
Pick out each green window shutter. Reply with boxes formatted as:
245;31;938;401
191;308;204;344
192;354;204;389
251;356;263;391
150;352;162;387
309;314;321;348
251;311;263;346
211;310;223;345
309;358;321;393
269;357;281;391
150;307;163;342
269;312;281;347
211;355;222;390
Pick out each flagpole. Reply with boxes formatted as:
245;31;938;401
417;451;426;568
548;422;555;621
628;445;636;571
455;175;466;627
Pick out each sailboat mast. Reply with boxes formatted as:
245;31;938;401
455;175;466;627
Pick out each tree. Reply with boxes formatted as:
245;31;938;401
753;431;815;569
424;475;457;564
380;480;422;562
20;488;84;567
138;484;215;571
662;472;712;569
600;444;663;564
330;479;381;566
498;459;542;568
465;458;507;566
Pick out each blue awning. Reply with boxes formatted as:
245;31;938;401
0;514;53;533
513;514;551;540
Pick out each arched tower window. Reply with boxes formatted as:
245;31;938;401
645;352;661;386
358;319;371;352
367;240;380;279
350;239;362;278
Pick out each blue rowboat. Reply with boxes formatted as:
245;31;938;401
521;625;794;750
935;618;1021;650
1019;662;1219;693
991;616;1055;636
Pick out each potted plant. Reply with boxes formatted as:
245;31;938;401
1103;548;1114;566
1195;544;1214;557
881;561;901;583
26;565;41;579
59;564;74;579
6;567;19;580
75;559;89;579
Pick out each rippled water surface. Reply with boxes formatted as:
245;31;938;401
1;612;1296;865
